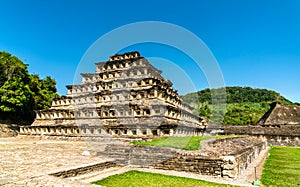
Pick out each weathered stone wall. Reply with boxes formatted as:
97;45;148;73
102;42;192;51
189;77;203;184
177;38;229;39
99;144;224;176
154;140;266;178
266;135;300;146
155;154;224;177
228;141;266;178
222;125;300;146
222;125;300;136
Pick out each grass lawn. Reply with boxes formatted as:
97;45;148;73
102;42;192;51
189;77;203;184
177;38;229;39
132;135;234;150
92;170;239;187
261;146;300;187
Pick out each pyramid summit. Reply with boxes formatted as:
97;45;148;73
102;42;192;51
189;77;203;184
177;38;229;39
21;51;207;138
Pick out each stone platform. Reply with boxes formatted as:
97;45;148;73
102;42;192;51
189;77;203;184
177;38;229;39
0;137;112;187
98;136;267;179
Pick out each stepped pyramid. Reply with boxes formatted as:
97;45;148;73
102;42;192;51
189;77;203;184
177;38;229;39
257;102;300;126
20;51;207;138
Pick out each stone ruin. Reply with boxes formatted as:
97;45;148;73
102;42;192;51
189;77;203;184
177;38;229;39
49;136;267;180
14;51;270;183
222;102;300;146
257;102;300;126
20;51;207;138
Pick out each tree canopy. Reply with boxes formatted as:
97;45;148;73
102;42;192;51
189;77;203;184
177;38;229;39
0;51;59;123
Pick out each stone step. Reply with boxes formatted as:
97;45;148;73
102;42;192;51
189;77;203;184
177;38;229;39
49;160;118;178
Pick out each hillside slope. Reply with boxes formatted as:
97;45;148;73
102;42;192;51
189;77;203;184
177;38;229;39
182;87;295;125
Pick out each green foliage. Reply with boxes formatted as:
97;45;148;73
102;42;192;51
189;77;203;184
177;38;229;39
92;170;239;187
183;86;294;105
132;135;235;150
30;74;59;110
194;102;211;117
182;86;295;125
0;51;58;123
261;146;300;187
216;102;270;125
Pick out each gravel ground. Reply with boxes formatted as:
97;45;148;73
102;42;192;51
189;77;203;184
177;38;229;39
0;137;104;187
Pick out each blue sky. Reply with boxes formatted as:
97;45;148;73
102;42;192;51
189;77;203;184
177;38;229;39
0;0;300;102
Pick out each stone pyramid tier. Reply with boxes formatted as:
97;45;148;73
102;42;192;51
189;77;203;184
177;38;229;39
21;51;207;138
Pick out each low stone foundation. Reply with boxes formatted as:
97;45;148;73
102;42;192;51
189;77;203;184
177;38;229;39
98;136;267;179
222;125;300;146
154;137;266;178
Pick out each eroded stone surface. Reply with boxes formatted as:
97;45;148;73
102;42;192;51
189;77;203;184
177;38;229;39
0;124;18;137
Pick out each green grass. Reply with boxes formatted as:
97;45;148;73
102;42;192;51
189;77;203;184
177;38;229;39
132;135;234;150
92;170;239;187
261;146;300;187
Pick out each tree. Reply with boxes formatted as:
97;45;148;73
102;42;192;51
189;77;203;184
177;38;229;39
0;51;59;123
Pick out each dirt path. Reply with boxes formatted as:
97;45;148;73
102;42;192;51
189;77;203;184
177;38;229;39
244;147;270;182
